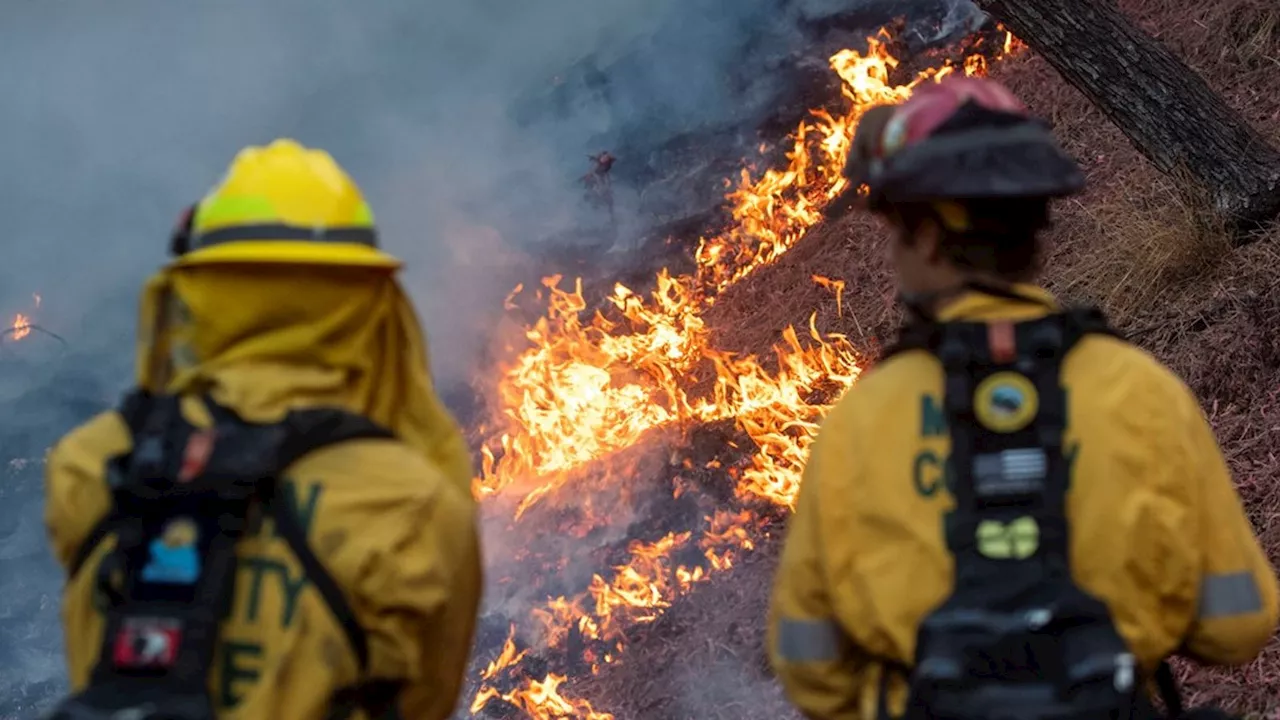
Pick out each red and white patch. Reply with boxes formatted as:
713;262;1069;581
177;428;216;483
878;76;1028;158
113;617;182;669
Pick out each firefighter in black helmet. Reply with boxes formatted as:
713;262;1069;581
768;76;1278;720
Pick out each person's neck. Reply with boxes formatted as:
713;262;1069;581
902;274;1029;319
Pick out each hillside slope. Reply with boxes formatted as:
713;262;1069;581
583;0;1280;717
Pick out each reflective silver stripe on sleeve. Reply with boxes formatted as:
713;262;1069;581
777;617;847;662
1199;572;1264;619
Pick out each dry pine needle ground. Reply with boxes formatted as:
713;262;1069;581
585;1;1280;716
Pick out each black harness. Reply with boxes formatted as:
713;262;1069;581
880;305;1186;720
46;391;403;720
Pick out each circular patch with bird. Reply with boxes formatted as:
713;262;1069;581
973;371;1039;433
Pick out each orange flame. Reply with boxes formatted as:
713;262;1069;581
812;274;846;317
1001;24;1028;55
469;27;1022;719
10;313;31;341
469;674;615;720
7;292;44;342
481;625;530;682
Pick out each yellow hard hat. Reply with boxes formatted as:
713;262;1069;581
169;138;402;269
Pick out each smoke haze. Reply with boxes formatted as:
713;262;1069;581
0;0;981;716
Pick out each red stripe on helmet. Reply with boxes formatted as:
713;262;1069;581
883;76;1030;154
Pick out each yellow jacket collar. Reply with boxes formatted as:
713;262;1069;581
934;283;1059;323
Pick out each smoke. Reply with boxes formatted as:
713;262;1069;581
0;0;830;714
921;0;986;44
0;0;987;715
0;0;813;383
796;0;984;46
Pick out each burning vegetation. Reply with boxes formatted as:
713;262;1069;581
466;25;1023;720
5;294;42;344
7;2;1273;717
10;314;32;342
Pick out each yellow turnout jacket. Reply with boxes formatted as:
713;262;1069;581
768;285;1279;719
45;263;481;719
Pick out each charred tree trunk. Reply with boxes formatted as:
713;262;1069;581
976;0;1280;233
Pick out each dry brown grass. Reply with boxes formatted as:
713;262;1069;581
930;1;1280;711
706;210;899;357
583;1;1280;717
573;544;797;720
1051;171;1233;324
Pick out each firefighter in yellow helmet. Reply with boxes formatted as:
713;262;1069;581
44;139;481;720
768;77;1278;720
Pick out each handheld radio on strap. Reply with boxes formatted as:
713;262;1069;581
45;391;402;720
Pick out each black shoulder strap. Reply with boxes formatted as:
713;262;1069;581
881;320;938;361
66;392;402;720
67;390;174;579
204;400;402;719
904;309;1182;720
1155;661;1185;719
261;407;395;676
1062;305;1124;342
933;309;1109;584
67;399;396;578
881;304;1121;364
277;408;397;471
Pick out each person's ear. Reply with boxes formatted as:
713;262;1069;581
917;218;944;265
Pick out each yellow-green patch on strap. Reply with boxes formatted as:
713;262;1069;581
976;516;1040;560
